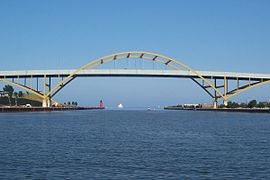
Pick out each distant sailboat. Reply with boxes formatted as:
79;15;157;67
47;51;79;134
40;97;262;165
118;103;124;108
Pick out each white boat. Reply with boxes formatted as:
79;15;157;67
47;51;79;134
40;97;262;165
118;103;124;108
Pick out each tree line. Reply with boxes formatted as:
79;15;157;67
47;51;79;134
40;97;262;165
63;101;78;107
220;100;270;109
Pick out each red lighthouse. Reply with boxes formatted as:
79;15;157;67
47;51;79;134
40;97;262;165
99;100;103;109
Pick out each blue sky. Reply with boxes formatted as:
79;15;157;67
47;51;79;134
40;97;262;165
1;0;270;107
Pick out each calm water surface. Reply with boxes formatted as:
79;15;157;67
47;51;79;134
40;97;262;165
0;110;269;179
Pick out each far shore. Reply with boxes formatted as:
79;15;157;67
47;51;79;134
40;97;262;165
164;106;270;113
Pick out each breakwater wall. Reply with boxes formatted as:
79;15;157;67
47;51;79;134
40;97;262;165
0;106;104;113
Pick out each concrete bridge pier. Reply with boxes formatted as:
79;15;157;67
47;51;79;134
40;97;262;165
213;100;218;109
223;100;228;107
42;98;51;107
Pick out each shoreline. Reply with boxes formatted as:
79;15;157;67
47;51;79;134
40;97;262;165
164;107;270;113
0;106;104;113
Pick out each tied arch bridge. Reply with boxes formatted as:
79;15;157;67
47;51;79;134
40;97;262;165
1;51;270;108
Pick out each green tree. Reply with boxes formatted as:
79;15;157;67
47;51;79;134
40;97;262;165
3;85;14;97
233;102;240;108
227;101;233;108
257;102;266;108
239;103;248;108
3;85;14;106
18;91;24;97
219;104;226;108
248;100;257;108
227;101;240;108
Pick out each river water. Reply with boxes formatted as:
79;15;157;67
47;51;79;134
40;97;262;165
0;110;269;179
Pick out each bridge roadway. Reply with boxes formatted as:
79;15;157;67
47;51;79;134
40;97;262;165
1;69;270;81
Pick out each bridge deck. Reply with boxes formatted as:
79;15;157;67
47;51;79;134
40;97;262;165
1;69;270;81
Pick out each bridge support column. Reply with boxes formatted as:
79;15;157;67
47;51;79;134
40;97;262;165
213;99;218;109
223;100;228;107
42;98;51;108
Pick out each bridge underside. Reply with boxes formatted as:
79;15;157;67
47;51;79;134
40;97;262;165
1;69;270;81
